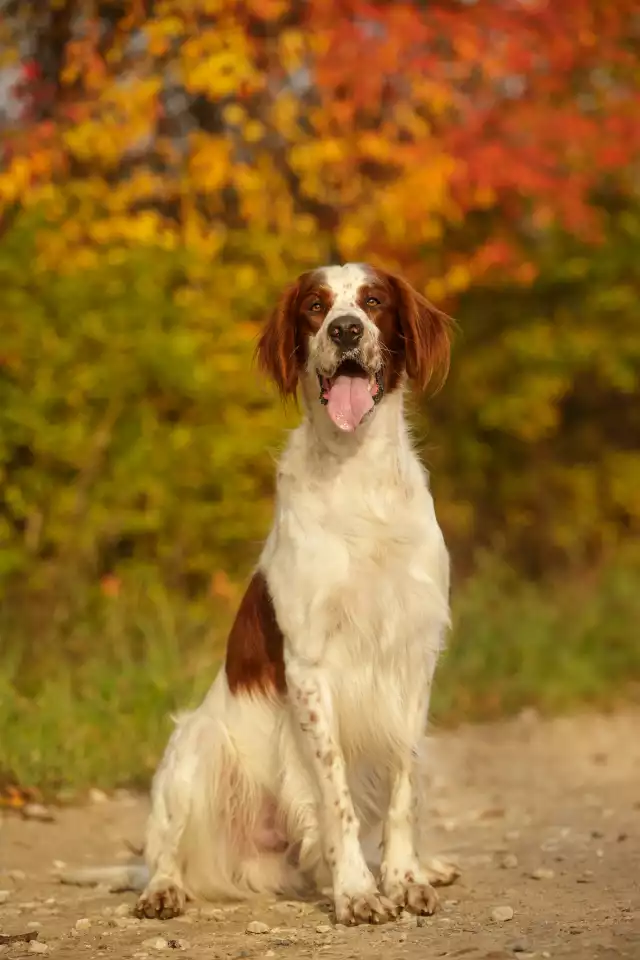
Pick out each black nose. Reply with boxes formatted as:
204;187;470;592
328;315;364;350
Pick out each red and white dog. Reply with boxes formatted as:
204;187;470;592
135;263;455;926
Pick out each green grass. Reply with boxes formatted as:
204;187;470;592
1;554;639;798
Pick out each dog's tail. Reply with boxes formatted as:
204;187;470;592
58;863;148;892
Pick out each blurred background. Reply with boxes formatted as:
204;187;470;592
0;0;639;799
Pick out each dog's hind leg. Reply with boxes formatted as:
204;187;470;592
135;710;204;919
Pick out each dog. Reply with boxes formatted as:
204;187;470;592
134;262;455;926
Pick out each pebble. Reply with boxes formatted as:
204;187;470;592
316;924;332;934
9;870;26;881
511;940;532;953
26;922;42;930
0;891;10;904
398;932;407;943
28;944;49;955
75;918;92;930
141;937;168;950
265;952;276;958
491;905;514;922
500;854;519;869
199;906;225;920
246;921;270;935
22;803;55;823
531;867;555;880
167;940;190;951
114;903;131;917
89;788;109;804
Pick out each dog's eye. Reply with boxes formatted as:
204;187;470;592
366;297;380;307
309;301;323;312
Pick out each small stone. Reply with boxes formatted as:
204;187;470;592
9;869;26;881
0;890;10;904
22;803;55;823
265;952;276;958
75;918;92;930
500;854;519;869
29;944;49;955
398;932;407;943
511;940;532;953
530;867;555;880
89;788;109;804
142;937;168;951
492;905;514;922
199;906;225;920
246;921;270;935
26;922;42;930
416;917;429;927
316;924;332;934
114;903;131;917
167;940;189;950
542;953;551;958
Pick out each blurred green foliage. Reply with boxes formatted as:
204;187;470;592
0;212;301;618
1;200;638;621
1;550;638;796
425;198;640;574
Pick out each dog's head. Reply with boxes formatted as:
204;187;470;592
257;263;452;432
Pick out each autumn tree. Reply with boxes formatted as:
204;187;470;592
0;0;638;600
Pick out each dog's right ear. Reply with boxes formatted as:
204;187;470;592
256;280;302;398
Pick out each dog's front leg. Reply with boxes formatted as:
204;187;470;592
379;751;440;915
286;656;399;926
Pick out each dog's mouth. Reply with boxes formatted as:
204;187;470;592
317;357;384;432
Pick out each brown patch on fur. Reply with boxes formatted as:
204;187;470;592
356;268;453;394
256;270;334;397
225;571;286;696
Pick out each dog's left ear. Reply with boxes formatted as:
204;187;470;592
389;275;453;391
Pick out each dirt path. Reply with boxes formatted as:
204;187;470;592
1;711;639;960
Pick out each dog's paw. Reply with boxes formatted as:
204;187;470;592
135;882;186;920
401;880;439;916
381;867;441;916
334;890;400;926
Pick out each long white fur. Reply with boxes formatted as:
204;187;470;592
136;264;452;924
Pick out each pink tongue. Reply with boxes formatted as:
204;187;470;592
326;375;374;432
